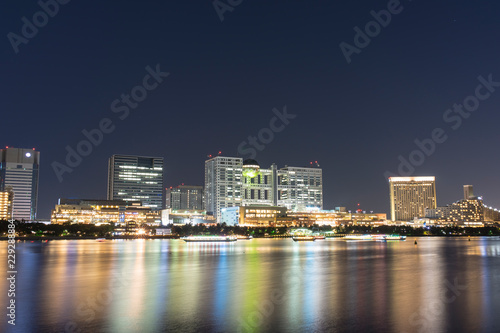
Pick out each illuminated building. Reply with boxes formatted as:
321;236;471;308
204;156;323;222
277;166;323;211
426;199;484;224
238;206;287;227
0;189;13;220
51;198;161;225
425;185;500;225
389;176;437;221
464;185;474;200
285;209;386;227
0;147;40;220
166;185;203;210
204;156;243;222
242;159;276;206
228;207;386;227
160;209;215;225
107;155;164;210
220;206;240;226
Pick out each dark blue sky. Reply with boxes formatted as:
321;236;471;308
3;0;500;219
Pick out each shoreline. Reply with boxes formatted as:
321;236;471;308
1;235;499;241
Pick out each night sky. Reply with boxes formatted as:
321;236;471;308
3;0;500;219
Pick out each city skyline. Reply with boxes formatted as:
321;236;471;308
2;145;500;220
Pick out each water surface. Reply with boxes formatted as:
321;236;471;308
2;237;500;332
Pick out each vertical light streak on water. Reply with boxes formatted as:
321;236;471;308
284;242;304;329
141;240;167;332
238;241;262;331
213;245;227;323
110;239;147;331
302;242;321;328
419;239;445;333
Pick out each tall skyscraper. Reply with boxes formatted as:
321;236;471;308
166;185;204;210
205;156;243;221
107;155;164;210
389;176;437;221
0;147;40;220
464;185;474;200
205;156;323;222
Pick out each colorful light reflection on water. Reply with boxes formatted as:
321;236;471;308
1;237;500;332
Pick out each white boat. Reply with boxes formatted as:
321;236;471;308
181;235;237;242
292;236;316;242
344;235;372;241
384;235;407;241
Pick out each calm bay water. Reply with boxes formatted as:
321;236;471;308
2;237;500;333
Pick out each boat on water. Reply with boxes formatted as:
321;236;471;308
344;235;373;241
292;236;316;242
96;238;106;242
314;235;326;240
384;235;406;241
181;235;237;242
371;234;387;241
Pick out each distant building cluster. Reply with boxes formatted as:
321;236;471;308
205;157;323;222
389;177;500;226
1;145;498;228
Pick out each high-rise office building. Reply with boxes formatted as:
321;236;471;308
166;185;203;210
205;156;323;222
389;176;437;221
277;166;323;211
205;156;243;221
464;185;474;200
0;147;40;220
107;155;164;210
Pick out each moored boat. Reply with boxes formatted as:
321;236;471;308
344;235;372;241
182;235;237;242
292;236;316;242
371;234;387;241
384;235;406;241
